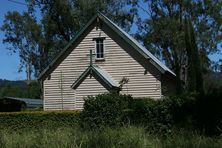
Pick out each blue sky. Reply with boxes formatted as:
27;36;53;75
0;0;221;80
0;0;27;80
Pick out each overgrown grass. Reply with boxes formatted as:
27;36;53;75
0;126;221;148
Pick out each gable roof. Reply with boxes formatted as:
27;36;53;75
71;65;119;91
38;12;175;80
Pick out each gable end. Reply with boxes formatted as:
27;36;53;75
38;12;175;81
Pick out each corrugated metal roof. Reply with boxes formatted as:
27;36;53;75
93;66;119;87
71;65;119;90
99;13;175;76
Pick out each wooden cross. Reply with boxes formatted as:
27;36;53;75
86;49;96;78
86;49;95;66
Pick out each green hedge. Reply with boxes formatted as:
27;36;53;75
80;93;133;129
130;94;196;135
0;111;80;131
196;92;222;135
1;92;221;136
130;98;173;135
80;92;173;133
80;92;198;135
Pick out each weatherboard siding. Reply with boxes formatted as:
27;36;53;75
43;24;161;110
75;75;108;109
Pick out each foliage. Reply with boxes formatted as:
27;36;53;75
203;72;222;94
80;92;222;136
185;17;204;94
1;11;41;80
130;94;196;135
1;0;134;79
80;92;195;135
131;0;222;92
0;80;41;99
196;91;222;136
0;79;27;89
0;84;26;99
135;92;222;136
0;111;80;131
0;90;221;148
130;98;173;135
26;81;41;99
161;128;222;148
164;93;196;126
1;0;221;92
80;93;133;129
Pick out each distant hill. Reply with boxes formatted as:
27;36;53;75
0;79;28;90
0;79;40;99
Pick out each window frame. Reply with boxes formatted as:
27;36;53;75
93;37;105;61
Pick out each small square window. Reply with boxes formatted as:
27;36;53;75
95;39;104;60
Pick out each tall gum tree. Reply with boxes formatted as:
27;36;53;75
1;0;135;80
131;0;222;93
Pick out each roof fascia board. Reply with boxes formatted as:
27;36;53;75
71;67;91;89
71;66;119;91
91;66;118;90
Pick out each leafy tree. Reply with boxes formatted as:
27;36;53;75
26;81;41;99
1;12;41;81
210;59;222;73
1;0;134;80
131;0;222;93
185;17;204;94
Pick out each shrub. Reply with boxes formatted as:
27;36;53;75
81;91;222;136
163;93;196;127
130;98;173;135
128;94;196;135
0;111;80;131
196;91;222;135
80;92;133;129
163;92;222;136
80;92;196;134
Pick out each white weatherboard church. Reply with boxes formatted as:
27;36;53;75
38;13;176;111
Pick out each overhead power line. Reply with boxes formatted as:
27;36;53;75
8;0;27;6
